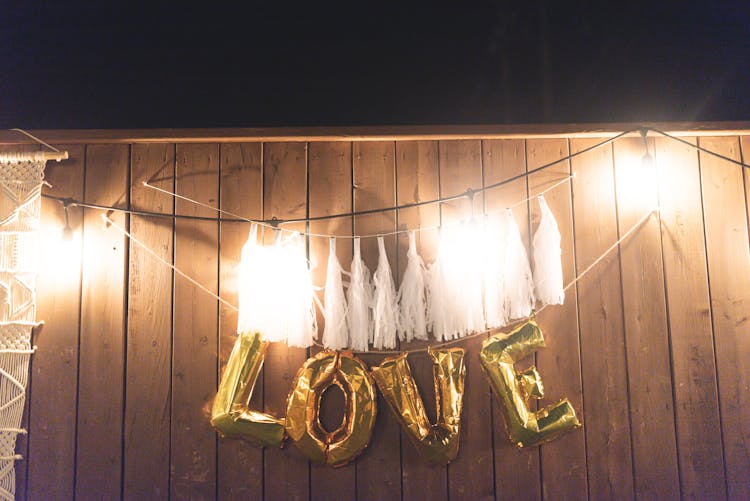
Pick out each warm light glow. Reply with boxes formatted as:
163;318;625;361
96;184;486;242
38;222;81;281
237;226;316;347
434;220;485;336
616;148;658;208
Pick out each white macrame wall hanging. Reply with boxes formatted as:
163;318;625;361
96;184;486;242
0;154;46;501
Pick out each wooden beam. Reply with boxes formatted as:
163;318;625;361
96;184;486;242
1;122;750;144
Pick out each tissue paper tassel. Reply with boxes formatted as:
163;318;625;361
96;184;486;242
532;195;565;306
503;209;536;319
372;236;399;349
346;237;373;351
483;214;509;328
427;223;485;341
236;225;317;348
397;231;428;342
322;237;349;349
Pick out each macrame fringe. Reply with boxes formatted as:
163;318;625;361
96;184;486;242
322;238;349;349
372;236;399;349
346;237;373;351
397;231;428;342
532;195;565;305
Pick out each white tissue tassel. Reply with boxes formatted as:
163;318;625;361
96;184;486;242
426;240;451;342
346;237;373;351
372;236;399;349
278;232;317;348
322;238;349;349
532;195;565;305
397;231;428;342
236;226;317;347
483;214;509;328
504;209;536;319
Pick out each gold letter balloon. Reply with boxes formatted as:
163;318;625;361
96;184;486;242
210;331;286;447
371;348;466;465
285;350;377;467
480;320;581;447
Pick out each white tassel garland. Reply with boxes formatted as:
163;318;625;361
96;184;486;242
397;231;428;342
504;209;536;319
346;237;373;351
322;238;349;349
532;195;565;305
372;236;399;349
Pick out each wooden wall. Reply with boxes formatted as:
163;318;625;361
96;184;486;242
14;132;750;500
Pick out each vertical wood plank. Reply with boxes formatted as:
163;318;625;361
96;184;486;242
655;136;726;499
353;141;401;501
700;136;750;500
28;144;85;501
217;143;264;500
395;140;446;501
526;139;588;499
439;139;494;501
570;137;634;500
76;143;129;500
171;143;219;499
307;141;355;501
483;139;541;501
613;136;680;499
124;144;174;499
262;142;310;501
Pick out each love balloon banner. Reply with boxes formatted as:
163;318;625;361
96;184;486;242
211;319;581;466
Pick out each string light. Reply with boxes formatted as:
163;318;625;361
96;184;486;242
640;127;653;169
61;203;74;242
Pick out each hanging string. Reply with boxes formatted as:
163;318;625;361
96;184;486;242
9;128;61;153
648;128;750;169
102;214;239;312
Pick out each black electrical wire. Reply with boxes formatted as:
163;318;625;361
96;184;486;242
41;129;638;228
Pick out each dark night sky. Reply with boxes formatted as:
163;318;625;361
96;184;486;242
2;2;749;129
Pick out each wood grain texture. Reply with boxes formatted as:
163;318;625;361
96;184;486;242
217;142;265;500
526;138;588;499
395;140;446;501
699;136;750;500
171;143;219;499
439;140;494;501
27;144;84;501
570;138;634;500
76;143;129;500
352;141;402;501
11;127;750;501
613;136;680;499
124;143;174;500
655;136;726;499
308;141;355;501
262;142;310;501
483;139;541;501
